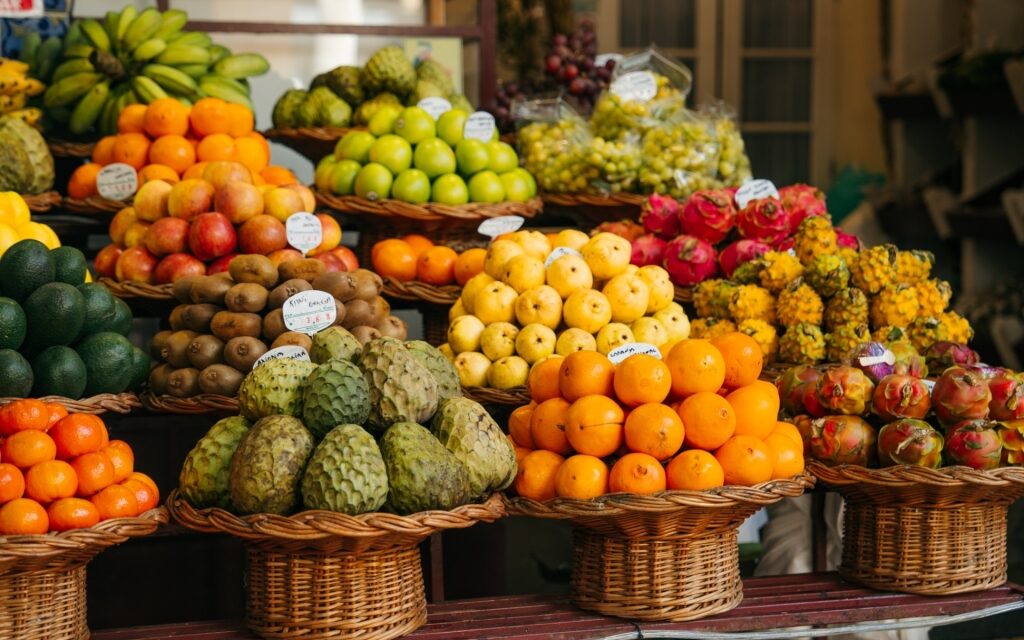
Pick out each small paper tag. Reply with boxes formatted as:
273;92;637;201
610;71;658;103
418;97;452;120
254;345;311;368
607;342;662;364
922;379;936;392
478;215;524;238
286;212;323;255
858;350;896;367
283;290;337;335
595;53;624;68
96;163;138;201
463;111;496;141
544;246;583;267
734;179;780;209
673;169;690;189
787;248;797;257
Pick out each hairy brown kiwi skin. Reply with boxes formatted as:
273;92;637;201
268;279;312;309
173;276;201;303
312;272;358;302
187;334;225;370
376;315;408;340
164;330;199;368
351;269;383;301
169;305;187;330
148;363;174;395
198;364;244;396
225;283;269;313
181;303;223;333
228;255;278;288
190;275;233;304
262;308;286;340
210;311;263;341
342;299;372;329
350;325;382;344
278;258;325;283
365;296;390;327
166;368;201;397
331;298;347;327
271;331;313;351
150;330;174;359
223;336;268;372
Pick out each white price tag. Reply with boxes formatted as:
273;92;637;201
595;53;624;68
254;345;311;368
787;248;797;257
478;215;524;238
283;290;337;335
610;71;658;103
858;350;896;368
544;246;583;267
286;212;323;255
922;379;936;392
463;111;496;142
607;342;662;364
96;163;138;201
673;169;691;190
734;179;780;209
418;97;452;120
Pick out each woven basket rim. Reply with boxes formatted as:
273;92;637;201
461;385;531;406
313;188;543;222
47;138;95;158
0;507;168;564
380;276;461;304
540;192;646;207
264;125;364;141
21;191;62;212
807;460;1024;488
141;392;238;414
99;277;175;300
0;392;140;414
62;195;127;214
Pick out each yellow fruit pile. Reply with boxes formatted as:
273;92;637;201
0;192;62;255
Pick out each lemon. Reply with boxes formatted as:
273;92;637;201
17;221;60;249
0;192;30;230
0;223;21;257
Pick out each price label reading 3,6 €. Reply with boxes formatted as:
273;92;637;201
282;290;337;335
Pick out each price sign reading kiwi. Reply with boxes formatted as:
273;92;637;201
286;213;322;255
607;342;662;364
254;345;311;368
282;290;337;335
734;179;780;209
478;215;524;238
544;246;583;267
463;111;496;141
418;97;452;120
96;163;138;201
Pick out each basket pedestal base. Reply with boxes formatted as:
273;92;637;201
0;565;88;640
245;544;427;640
571;527;743;622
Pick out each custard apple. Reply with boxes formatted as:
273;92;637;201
358;337;438;433
360;46;416;96
301;424;388;514
178;416;251;509
229;415;314;515
380;422;470;514
325;65;365;105
272;89;306;129
448;94;473;113
431;397;516;497
416;59;454;96
354;92;402;125
301;358;371;439
237;358;317;420
404;340;461;402
310;326;362;363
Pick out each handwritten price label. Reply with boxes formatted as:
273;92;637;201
544;246;583;267
96;163;138;201
858;350;896;368
734;179;780;209
463;111;496;141
254;345;311;368
286;213;323;255
282;290;337;335
478;215;524;238
607;342;662;364
610;71;657;103
418;97;452;120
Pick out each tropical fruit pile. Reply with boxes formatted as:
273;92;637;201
442;229;691;390
0;57;46;129
0;116;55;195
178;336;515;516
0;192;62;254
273;46;471;130
148;255;402;398
510;332;804;501
370;235;485;287
0;401;158;534
0;239;146;400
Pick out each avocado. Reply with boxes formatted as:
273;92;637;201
31;345;87;398
126;347;151;391
108;297;132;335
0;348;32;397
75;331;133;395
0;239;55;302
76;282;117;337
22;282;85;351
0;297;26;350
52;247;88;285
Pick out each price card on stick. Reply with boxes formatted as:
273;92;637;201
607;342;662;364
283;291;337;335
478;215;524;239
96;163;139;201
286;212;323;255
463;111;497;141
418;97;452;120
857;350;896;368
734;179;780;209
610;71;658;103
254;345;311;368
544;246;583;267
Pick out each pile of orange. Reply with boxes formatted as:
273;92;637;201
510;332;804;501
68;97;299;200
371;235;487;286
0;400;158;535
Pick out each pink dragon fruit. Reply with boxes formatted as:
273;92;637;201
779;183;827;233
877;419;944;468
678;189;737;244
662;235;718;286
776;365;822;416
872;374;932;421
774;236;795;252
888;341;928;379
718;239;771;278
792;415;815;452
630;234;667;267
931;366;992;426
1002;419;1024;465
815;365;876;416
987;370;1024;421
834;228;861;250
594;219;645;242
945;419;1003;470
924;341;980;374
809;415;877;466
963;363;1008;380
737;197;789;245
847;341;896;384
639;193;680;239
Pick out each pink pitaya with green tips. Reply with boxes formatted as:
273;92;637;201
924;341;979;374
738;197;789;245
640;193;680;239
779;183;827;233
877;419;944;468
815;365;875;416
663;235;718;286
932;366;992;426
719;239;771;278
987;370;1024;421
945;419;1003;470
776;365;821;416
809;415;877;466
679;189;737;244
630;234;667;267
834;228;861;250
872;374;932;421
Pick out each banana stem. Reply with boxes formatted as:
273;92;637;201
91;50;125;80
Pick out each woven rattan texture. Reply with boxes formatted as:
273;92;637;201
461;386;532;406
0;393;140;415
62;195;124;215
0;566;88;640
314;189;542;226
99;278;174;300
47;140;94;158
22;191;61;212
380;277;460;305
141;392;239;414
264;127;358;160
541;192;646;207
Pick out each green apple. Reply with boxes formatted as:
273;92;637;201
500;170;532;202
455;138;489;175
368;104;402;136
328;159;362;195
394;106;436;144
512;167;537;197
314;154;337;192
368;134;412;175
467;170;505;203
436;108;468;147
391;168;432;204
486;140;519;173
432;174;469;205
413;137;457;179
354;163;393;201
334;130;376;163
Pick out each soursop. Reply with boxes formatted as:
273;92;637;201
360;46;416;96
272;89;307;129
237;358;317;420
179;416;251;509
354;92;402;125
405;340;461;402
431;397;516;497
301;424;388;514
380;422;470;514
405;79;445;106
229;415;314;515
359;337;438;433
325;65;365;105
416;59;454;96
448;94;473;113
301;358;371;439
310;326;362;363
0;117;54;193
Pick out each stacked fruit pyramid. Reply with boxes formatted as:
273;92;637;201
0;192;62;253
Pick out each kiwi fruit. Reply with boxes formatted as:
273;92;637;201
228;255;278;288
169;305;187;331
164;330;199;368
271;331;313;351
262;308;286;340
376;315;408;340
190;275;233;304
198;364;245;396
181;303;223;333
342;299;372;329
225;283;269;313
331;298;347;327
224;336;269;372
150;330;174;360
173;276;201;303
148;363;174;395
352;269;383;300
210;311;263;341
278;258;325;283
312;271;358;302
366;296;390;326
166;367;201;397
351;325;382;344
268;278;312;309
187;334;225;370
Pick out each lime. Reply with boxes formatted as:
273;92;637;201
413;137;457;179
468;171;506;203
432;174;469;205
354;163;393;201
500;171;532;202
329;159;362;196
368;134;412;175
455;138;489;176
334;130;376;163
436;108;468;147
393;106;436;144
368;104;402;136
513;167;538;197
392;169;432;204
486;141;519;173
314;154;338;191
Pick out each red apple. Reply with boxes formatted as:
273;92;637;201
94;244;123;278
330;246;359;271
115;246;158;284
154;253;206;284
144;216;190;256
206;253;239;275
313;251;345;272
267;248;302;268
238;214;287;255
188;212;237;261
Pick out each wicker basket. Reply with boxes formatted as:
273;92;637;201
380;277;460;305
62;195;126;215
47;140;95;158
461;386;531;406
540;192;645;225
168;491;504;640
264;126;359;161
507;475;813;622
808;461;1024;595
0;393;140;415
22;191;62;213
0;507;168;640
314;189;543;230
673;285;694;303
99;278;175;301
141;392;238;414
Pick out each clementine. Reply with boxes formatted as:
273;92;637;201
91;135;117;165
0;399;50;435
526;356;563;403
565;395;624;457
715;435;773;487
608;453;666;494
225;102;254;136
47;497;100;531
1;430;56;469
0;463;25;503
710;332;764;388
508;404;535;448
116;103;147;134
623;403;684;460
770;421;804;453
665;339;726;397
138;163;181;185
67;162;102;199
143;98;190;137
554;454;608;499
90;484;139;520
188;97;231;137
417;246;459;285
530;397;573;455
559;351;614;401
726;381;780;440
371;239;417;282
764;432;804;480
666;450;724;491
44;403;68;429
400;234;434;257
148;134;196;175
112;132;151;170
70;451;115;497
0;498;48;534
25;460;77;503
612;354;671;406
50;414;108;460
514;450;564;501
677;391;736;451
122;479;158;512
454;248;487;286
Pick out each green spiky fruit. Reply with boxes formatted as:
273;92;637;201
405;340;461;402
353;92;402;125
693;279;736;319
430;396;516;497
380;422;471;514
405;79;445;105
178;416;251;509
913;279;952;317
824;287;868;332
895;250;933;284
779;323;826;365
360;46;416;96
325;65;364;105
731;260;763;284
826;323;871;361
777;280;823;328
850;244;897;295
416;59;454;96
229;415;314;515
301;359;371;439
804;254;849;298
793;216;837;265
869;284;920;330
310;326;362;363
729;284;776;324
300;424;388;514
688;318;737;340
358;337;438;433
758;251;804;293
236;358;317;420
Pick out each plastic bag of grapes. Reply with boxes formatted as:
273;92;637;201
514;98;599;193
699;102;753;188
639;107;722;198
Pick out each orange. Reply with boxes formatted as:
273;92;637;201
122;479;158;512
143;97;190;137
666;450;724;491
70;451;115;497
245;131;271;159
514;445;531;466
50;414;108;460
530;397;573;455
261;165;298;186
416;246;458;285
138;163;181;185
677;391;736;451
612;354;671;406
90;483;139;519
25;460;77;503
101;443;133;483
111;133;151;170
182;161;209;180
148;134;196;174
623;403;684;461
0;498;48;534
565;395;624;457
508;404;535;448
127;472;158;496
225;102;255;137
726;381;780;440
714;435;773;487
527;356;563;403
608;453;666;495
233;135;269;174
197;133;236;162
67;162;102;199
658;340;679;359
1;430;56;469
47;497;100;531
710;332;764;388
371;239;417;282
0;463;25;503
665;340;726;397
400;234;434;257
0;399;50;435
91;135;117;165
770;421;803;454
559;351;614;402
117;103;147;134
454;248;487;286
554;454;608;499
188;97;231;137
764;432;803;480
44;404;68;429
514;450;565;501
